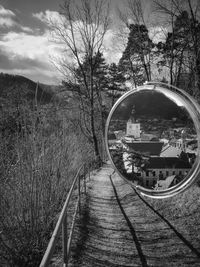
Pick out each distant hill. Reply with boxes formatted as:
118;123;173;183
112;90;189;121
0;73;55;106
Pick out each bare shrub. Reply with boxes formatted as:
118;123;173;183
0;103;90;266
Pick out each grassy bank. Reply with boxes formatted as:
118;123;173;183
0;101;92;266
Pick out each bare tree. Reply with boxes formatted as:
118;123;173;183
51;0;110;161
117;0;154;84
186;0;200;97
153;0;200;96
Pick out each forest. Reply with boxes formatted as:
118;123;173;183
0;0;200;266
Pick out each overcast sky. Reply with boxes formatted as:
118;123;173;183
0;0;156;85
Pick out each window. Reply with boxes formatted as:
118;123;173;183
146;180;149;187
146;171;149;177
179;171;182;175
172;171;175;175
153;171;155;177
159;171;164;180
166;171;169;176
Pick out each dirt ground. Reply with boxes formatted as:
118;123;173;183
67;164;200;267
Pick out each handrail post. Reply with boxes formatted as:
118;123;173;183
78;174;81;214
62;215;68;267
84;165;86;194
89;163;90;181
40;163;92;267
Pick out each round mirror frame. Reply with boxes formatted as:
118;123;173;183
105;82;200;199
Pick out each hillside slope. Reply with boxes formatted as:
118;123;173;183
0;73;55;106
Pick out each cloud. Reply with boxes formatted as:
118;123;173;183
0;17;16;28
33;10;122;64
0;7;123;84
0;5;18;28
0;5;33;32
0;6;63;83
0;5;15;16
102;29;123;63
148;26;168;43
1;31;48;59
20;26;33;33
0;29;62;84
0;48;48;70
33;10;64;26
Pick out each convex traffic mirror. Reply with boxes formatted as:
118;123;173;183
105;82;200;198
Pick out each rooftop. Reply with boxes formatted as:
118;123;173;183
160;145;182;157
108;133;116;140
126;141;164;156
146;157;191;169
155;175;176;190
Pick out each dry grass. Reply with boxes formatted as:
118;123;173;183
0;103;92;266
146;183;200;249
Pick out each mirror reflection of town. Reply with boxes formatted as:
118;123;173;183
108;96;197;190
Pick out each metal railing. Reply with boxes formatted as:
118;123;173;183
40;160;99;267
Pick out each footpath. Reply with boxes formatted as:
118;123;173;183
68;164;200;267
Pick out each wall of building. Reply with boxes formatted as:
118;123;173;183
126;121;140;138
140;168;190;188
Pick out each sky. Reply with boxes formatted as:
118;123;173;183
0;0;156;85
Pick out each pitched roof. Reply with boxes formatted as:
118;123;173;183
155;175;176;190
141;133;158;141
160;145;182;157
147;157;191;169
126;141;163;156
108;133;116;140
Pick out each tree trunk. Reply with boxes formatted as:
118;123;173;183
90;61;101;162
142;59;150;81
194;58;200;98
170;57;174;85
175;50;184;87
129;58;137;87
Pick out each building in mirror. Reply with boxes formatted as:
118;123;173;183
108;90;197;191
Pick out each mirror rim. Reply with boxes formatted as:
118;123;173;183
105;82;200;199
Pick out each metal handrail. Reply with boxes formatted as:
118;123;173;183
40;161;96;267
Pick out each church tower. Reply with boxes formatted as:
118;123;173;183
126;106;141;138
